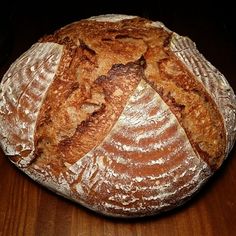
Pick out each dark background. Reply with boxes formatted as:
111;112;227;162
0;0;235;76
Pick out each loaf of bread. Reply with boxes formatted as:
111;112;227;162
0;14;235;217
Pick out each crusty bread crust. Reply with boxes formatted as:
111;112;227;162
169;33;236;156
0;15;235;217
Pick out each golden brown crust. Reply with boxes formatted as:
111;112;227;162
38;17;225;170
34;59;145;173
144;50;225;170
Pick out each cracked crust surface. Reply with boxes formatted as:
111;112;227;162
0;15;235;217
38;17;226;170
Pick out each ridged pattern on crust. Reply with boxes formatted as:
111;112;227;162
26;80;211;217
169;33;236;154
0;43;63;167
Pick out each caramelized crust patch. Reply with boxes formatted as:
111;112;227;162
34;59;145;173
35;17;226;173
144;51;225;169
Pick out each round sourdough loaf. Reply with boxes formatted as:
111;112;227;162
0;14;235;217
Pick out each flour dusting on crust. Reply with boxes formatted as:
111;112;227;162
0;43;63;167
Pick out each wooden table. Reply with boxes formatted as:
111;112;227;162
0;3;236;235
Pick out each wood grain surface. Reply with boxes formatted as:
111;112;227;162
0;2;236;235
